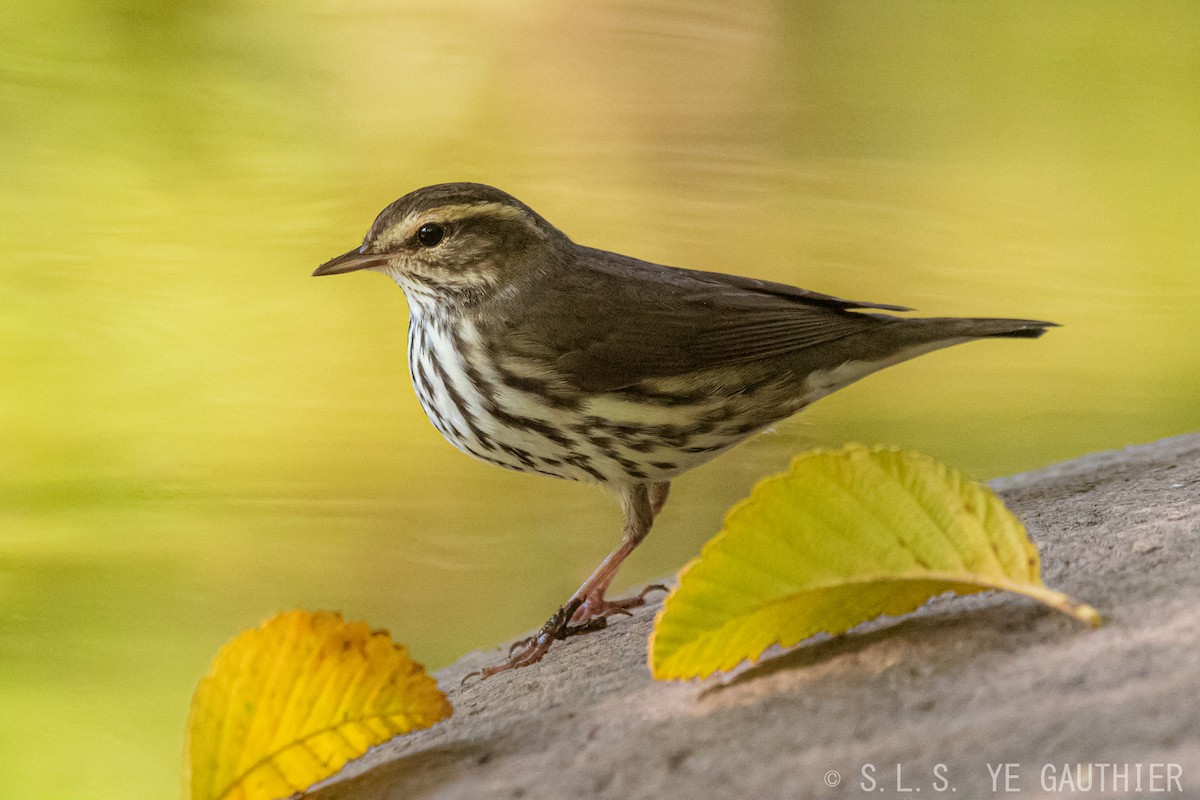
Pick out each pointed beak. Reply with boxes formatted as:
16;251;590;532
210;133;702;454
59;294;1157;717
313;247;390;276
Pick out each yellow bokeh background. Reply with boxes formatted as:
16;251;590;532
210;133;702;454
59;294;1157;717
1;1;1197;797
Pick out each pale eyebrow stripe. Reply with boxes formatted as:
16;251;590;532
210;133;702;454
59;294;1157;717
430;202;530;225
379;202;533;248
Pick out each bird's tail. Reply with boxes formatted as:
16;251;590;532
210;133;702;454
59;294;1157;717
918;317;1059;340
778;312;1057;409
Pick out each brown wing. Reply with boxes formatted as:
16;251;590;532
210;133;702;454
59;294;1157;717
502;247;909;392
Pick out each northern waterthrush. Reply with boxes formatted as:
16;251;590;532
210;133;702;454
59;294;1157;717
315;182;1054;678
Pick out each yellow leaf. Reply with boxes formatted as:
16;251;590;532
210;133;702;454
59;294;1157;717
649;445;1099;680
185;610;451;800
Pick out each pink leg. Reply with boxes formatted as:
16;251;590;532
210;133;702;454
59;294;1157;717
570;481;672;623
469;481;672;681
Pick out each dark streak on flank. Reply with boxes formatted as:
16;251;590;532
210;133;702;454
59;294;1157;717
494;364;582;411
616;384;711;407
452;327;578;449
564;454;605;482
429;353;496;451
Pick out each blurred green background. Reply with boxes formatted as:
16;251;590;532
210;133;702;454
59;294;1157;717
2;0;1197;797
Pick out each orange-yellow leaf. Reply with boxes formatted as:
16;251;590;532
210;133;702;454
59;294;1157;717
649;445;1099;680
185;610;451;800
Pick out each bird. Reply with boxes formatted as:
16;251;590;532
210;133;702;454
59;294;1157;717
314;182;1055;678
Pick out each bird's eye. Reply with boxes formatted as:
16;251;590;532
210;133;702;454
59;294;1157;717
416;223;445;247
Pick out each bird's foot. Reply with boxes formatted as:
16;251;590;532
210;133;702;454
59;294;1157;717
570;583;669;625
460;586;669;684
462;599;608;684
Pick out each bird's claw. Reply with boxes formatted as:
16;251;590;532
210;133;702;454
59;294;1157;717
638;583;669;601
569;583;670;625
462;585;673;683
462;599;616;684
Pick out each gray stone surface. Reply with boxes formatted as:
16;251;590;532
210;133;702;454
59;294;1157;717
313;434;1200;800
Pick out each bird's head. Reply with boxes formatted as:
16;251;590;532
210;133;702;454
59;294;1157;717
314;183;568;303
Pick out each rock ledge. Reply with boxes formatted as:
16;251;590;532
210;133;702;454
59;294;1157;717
315;434;1200;800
